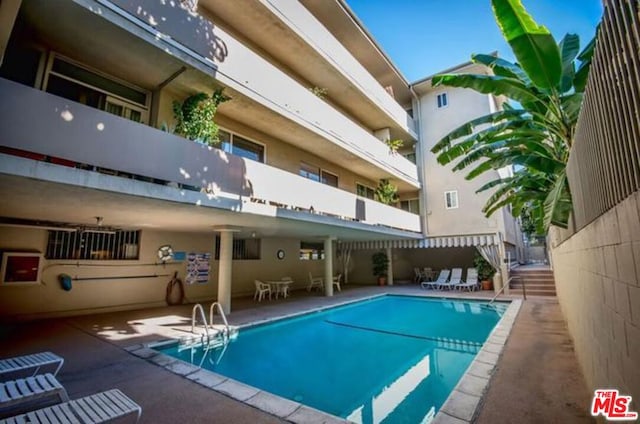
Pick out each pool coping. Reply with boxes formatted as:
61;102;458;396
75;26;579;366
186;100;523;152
432;298;523;424
125;293;521;424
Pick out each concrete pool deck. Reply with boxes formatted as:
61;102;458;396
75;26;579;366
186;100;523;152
0;285;593;423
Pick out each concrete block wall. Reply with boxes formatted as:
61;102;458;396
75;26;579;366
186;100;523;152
550;191;640;407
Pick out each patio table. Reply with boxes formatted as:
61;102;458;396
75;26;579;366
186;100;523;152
266;280;293;299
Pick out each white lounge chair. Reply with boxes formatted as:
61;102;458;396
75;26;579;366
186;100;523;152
439;268;462;290
0;374;69;419
253;280;271;302
1;389;141;423
0;352;64;382
457;268;479;291
421;270;449;290
307;273;323;292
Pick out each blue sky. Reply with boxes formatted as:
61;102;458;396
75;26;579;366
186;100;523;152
346;0;603;82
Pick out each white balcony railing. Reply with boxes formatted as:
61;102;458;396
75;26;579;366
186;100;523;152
259;0;418;137
100;0;420;187
0;78;421;233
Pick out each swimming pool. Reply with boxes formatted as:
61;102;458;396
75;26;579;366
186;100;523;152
155;295;508;423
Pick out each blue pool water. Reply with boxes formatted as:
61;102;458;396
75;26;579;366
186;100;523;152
157;295;507;423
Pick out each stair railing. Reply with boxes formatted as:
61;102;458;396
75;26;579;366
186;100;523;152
489;275;523;305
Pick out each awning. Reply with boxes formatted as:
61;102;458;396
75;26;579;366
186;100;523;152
341;233;500;250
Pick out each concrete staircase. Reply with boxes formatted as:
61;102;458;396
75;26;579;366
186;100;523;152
509;266;556;297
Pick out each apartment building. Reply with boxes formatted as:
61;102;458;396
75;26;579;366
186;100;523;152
0;0;519;319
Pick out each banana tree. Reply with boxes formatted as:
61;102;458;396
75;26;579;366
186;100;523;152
430;0;595;233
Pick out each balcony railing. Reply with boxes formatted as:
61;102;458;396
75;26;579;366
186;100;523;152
101;0;420;187
258;0;417;137
0;78;421;233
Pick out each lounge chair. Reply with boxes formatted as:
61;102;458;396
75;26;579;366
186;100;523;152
1;389;141;423
253;280;271;302
0;374;69;419
307;273;323;292
439;268;462;290
421;270;449;289
457;268;479;292
0;352;64;382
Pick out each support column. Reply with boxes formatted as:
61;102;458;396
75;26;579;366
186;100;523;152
217;230;234;314
324;237;334;297
0;0;22;67
386;247;394;286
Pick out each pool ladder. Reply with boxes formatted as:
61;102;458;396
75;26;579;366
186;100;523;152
191;302;230;341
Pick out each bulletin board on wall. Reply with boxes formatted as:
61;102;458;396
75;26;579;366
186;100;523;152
185;252;210;284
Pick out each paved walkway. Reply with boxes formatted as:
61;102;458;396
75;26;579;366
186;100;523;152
476;297;594;423
0;286;592;423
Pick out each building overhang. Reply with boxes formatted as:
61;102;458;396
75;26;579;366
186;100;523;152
342;233;501;250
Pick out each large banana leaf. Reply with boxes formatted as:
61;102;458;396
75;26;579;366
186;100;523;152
431;109;527;152
491;0;562;89
559;34;580;92
432;73;542;105
574;35;597;92
429;1;594;233
543;171;572;229
472;54;531;85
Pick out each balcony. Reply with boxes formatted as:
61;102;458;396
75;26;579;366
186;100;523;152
0;78;421;234
95;0;419;188
200;0;418;139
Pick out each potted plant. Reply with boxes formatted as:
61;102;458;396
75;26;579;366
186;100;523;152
374;179;399;205
384;139;404;155
371;251;389;286
473;253;496;290
172;88;229;145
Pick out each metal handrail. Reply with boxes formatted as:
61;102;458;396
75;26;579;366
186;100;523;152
191;304;209;339
489;276;523;305
209;302;230;338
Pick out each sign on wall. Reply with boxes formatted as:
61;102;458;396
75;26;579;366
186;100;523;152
186;252;210;285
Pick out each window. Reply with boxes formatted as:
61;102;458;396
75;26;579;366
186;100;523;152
321;170;338;188
403;152;417;164
46;230;140;260
300;163;338;187
437;92;448;108
218;130;265;163
299;242;324;260
215;236;261;260
445;190;459;209
299;162;320;182
44;55;149;123
356;183;375;200
400;198;420;214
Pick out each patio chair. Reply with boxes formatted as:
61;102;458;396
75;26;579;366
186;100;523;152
1;388;141;423
0;373;69;419
0;352;64;382
423;268;434;281
279;277;293;298
456;268;479;292
413;268;422;284
307;273;323;292
421;269;449;290
333;274;342;292
439;268;462;290
253;280;272;302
